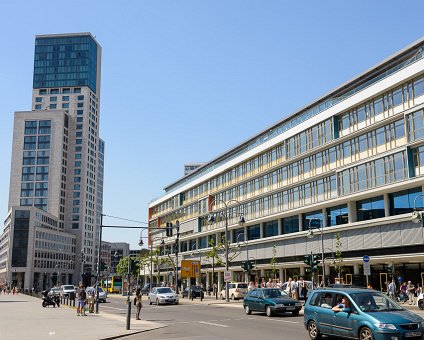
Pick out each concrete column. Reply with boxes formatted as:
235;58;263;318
348;201;357;223
259;222;264;238
353;263;360;275
278;218;282;235
299;214;304;231
299;266;305;276
206;272;210;288
322;208;328;228
384;193;390;217
279;268;284;282
217;271;222;293
244;226;248;240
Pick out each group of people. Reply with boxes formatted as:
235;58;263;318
248;277;309;300
75;284;97;316
387;280;422;304
0;287;18;295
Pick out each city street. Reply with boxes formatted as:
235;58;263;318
104;294;308;339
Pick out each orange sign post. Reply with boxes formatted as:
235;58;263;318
180;260;200;278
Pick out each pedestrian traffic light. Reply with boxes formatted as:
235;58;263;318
248;260;255;270
241;261;247;271
311;254;320;272
304;254;312;267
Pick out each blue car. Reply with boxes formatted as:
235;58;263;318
304;288;424;340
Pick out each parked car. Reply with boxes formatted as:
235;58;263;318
148;287;179;305
48;287;61;297
304;287;424;340
221;282;248;300
281;280;313;299
86;286;107;303
141;283;157;295
59;285;76;297
244;288;303;317
181;286;204;299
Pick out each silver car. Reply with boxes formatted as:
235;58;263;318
87;286;107;303
148;287;179;305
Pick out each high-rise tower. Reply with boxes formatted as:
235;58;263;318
0;33;104;288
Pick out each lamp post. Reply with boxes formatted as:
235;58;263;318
80;250;85;285
411;194;424;227
207;199;246;303
306;218;325;287
236;232;249;283
126;253;132;330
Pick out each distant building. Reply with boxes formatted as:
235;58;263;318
0;33;104;289
184;163;205;176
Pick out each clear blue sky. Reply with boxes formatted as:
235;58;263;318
1;0;423;249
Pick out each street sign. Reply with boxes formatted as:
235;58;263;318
363;262;371;276
363;255;370;263
180;260;200;278
224;271;232;282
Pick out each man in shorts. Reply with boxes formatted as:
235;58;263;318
76;284;87;316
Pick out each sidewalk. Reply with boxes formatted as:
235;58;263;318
0;293;166;340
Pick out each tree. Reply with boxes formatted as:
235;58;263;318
270;244;277;279
334;233;344;282
116;256;139;277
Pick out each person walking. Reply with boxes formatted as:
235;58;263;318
388;280;396;300
134;288;143;320
76;284;87;316
400;282;407;303
407;281;415;305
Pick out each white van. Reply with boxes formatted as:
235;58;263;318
221;282;248;300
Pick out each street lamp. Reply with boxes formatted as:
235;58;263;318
411;194;424;227
207;199;246;303
236;233;249;283
306;218;325;287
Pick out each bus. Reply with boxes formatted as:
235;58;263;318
102;276;122;293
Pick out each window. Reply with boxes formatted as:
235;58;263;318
37;135;50;149
357;196;385;221
74;88;81;93
24;121;37;135
62;88;70;94
50;89;59;94
62;103;69;108
77;110;83;115
327;205;348;226
35;104;42;110
389;187;423;216
35;97;42;102
263;220;278;237
38;120;51;134
50;97;57;102
77;102;84;108
247;224;260;240
303;211;323;230
62;96;69;101
232;227;244;243
49;104;57;109
24;136;37;150
282;216;299;234
77;95;84;100
39;89;47;95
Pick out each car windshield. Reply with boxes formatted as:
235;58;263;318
263;289;284;299
351;292;404;312
157;288;173;294
63;285;74;290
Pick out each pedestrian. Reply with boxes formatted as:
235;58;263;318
134;288;143;320
291;278;299;300
299;277;308;300
400;282;407;303
407;281;415;305
76;284;87;316
86;287;95;313
388;280;396;300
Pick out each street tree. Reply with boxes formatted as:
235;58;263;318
270;244;277;279
334;232;344;282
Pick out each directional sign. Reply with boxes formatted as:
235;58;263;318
363;255;370;263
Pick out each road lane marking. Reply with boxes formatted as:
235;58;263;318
268;319;299;324
101;306;126;311
199;321;229;328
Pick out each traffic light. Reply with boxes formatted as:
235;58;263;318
248;260;255;271
387;264;394;278
304;254;312;267
241;261;247;271
311;254;320;272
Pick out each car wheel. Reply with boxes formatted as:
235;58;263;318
292;310;299;316
265;305;273;317
307;320;322;340
419;299;424;310
148;298;152;305
231;294;235;301
245;305;251;315
359;327;374;340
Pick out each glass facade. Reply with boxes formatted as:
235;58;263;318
327;205;348;226
33;35;98;92
389;187;423;215
263;220;278;238
282;216;299;234
247;224;260;240
357;196;385;221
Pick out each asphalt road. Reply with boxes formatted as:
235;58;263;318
100;296;309;339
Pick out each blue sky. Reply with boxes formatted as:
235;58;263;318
1;0;424;249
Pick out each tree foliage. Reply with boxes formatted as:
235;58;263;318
116;256;139;277
334;232;344;278
270;244;277;278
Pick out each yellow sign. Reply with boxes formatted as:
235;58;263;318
181;260;200;278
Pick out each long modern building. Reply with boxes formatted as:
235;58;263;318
0;33;104;290
148;37;424;293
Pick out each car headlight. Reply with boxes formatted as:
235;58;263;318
374;323;396;330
